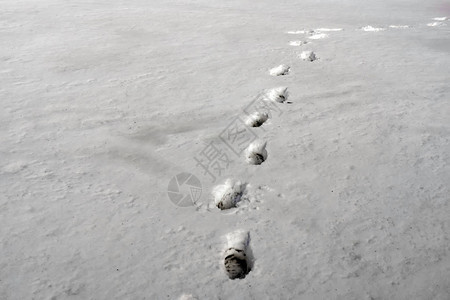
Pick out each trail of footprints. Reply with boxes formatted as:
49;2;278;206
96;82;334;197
208;15;448;282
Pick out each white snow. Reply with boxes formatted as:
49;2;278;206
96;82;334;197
433;17;448;21
1;0;450;298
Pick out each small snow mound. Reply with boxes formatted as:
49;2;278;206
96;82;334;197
433;17;448;21
245;112;269;127
264;86;289;103
389;25;410;29
213;179;246;210
269;64;290;76
308;33;328;39
427;22;446;27
224;230;251;280
299;50;317;62
245;140;268;165
361;25;385;32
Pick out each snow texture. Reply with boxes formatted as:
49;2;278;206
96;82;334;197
1;0;449;298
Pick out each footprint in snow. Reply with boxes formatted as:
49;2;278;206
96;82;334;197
289;40;308;46
213;179;247;210
245;140;268;165
269;64;290;76
245;111;269;127
264;86;289;103
224;230;253;280
299;50;317;62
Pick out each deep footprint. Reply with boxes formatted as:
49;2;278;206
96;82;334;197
264;87;289;103
224;230;252;280
245;140;268;165
245;112;268;127
213;179;246;210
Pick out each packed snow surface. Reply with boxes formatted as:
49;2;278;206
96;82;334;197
1;0;449;299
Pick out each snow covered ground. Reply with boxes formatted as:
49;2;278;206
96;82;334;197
1;0;449;299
